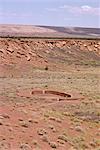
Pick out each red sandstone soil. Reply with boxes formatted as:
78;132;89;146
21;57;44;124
0;38;100;76
0;37;100;150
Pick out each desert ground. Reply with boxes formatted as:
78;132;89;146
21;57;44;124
0;25;100;150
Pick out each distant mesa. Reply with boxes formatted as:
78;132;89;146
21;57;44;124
0;24;100;38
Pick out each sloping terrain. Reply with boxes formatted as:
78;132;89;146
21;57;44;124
0;38;100;77
0;27;100;150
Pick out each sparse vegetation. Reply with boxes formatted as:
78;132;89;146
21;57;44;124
0;36;100;149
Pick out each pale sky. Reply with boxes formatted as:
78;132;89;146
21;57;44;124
0;0;100;28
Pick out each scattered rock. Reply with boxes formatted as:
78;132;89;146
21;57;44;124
58;135;68;142
20;121;29;128
0;120;3;125
33;120;38;124
7;48;14;53
20;144;31;150
2;114;10;119
18;118;24;121
28;118;33;123
62;111;70;116
0;141;11;149
48;124;55;130
0;115;4;119
75;126;84;132
8;127;13;132
27;54;31;61
32;140;38;145
56;118;62;123
57;139;65;145
49;142;57;148
41;135;49;143
49;117;56;121
90;141;96;148
37;129;47;136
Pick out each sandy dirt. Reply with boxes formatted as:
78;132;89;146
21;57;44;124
0;37;100;150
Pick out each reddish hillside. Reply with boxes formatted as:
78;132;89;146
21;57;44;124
0;38;100;77
0;25;100;150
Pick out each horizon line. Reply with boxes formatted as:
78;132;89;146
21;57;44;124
0;23;100;29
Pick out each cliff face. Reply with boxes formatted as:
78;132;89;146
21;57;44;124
0;38;100;66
